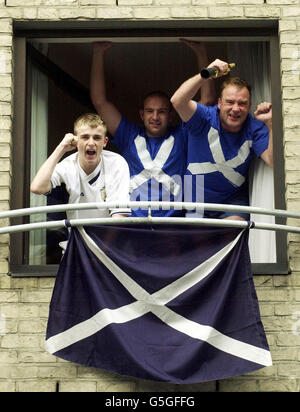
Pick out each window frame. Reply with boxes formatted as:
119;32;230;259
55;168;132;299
10;21;288;276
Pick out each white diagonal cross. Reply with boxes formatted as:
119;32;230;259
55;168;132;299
45;227;272;367
130;135;181;196
188;127;252;187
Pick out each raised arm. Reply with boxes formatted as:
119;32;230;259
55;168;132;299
180;38;216;106
254;102;273;168
30;133;77;195
171;59;229;123
90;42;122;136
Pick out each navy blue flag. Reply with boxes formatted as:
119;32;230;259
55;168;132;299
45;224;272;383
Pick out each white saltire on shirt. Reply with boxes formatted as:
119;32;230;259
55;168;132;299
130;135;181;196
188;127;252;187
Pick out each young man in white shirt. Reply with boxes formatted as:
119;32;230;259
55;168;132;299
30;113;131;219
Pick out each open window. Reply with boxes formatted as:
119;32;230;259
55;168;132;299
11;21;287;276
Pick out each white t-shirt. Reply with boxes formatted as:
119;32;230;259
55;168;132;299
50;150;131;219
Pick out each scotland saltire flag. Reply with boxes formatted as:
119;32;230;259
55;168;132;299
45;224;272;383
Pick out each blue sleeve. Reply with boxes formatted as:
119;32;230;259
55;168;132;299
251;119;269;157
185;103;213;135
112;116;140;153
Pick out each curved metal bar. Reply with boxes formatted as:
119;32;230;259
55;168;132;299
0;216;300;235
1;201;300;219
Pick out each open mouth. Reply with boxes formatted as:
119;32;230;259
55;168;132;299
228;114;240;121
86;150;96;157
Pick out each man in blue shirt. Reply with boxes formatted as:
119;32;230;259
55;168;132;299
171;59;273;221
90;40;215;217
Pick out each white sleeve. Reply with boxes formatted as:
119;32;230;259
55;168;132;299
105;156;131;216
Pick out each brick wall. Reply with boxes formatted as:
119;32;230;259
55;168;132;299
0;0;300;392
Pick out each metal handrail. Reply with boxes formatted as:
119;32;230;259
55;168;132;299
0;202;299;235
0;216;299;234
1;201;300;219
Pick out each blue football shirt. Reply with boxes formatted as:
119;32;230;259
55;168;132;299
113;117;188;217
186;104;269;205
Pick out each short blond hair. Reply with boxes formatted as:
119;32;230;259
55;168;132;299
74;113;107;135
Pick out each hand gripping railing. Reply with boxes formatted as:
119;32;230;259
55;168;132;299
0;201;300;234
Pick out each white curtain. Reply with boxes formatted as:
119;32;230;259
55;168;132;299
227;42;276;263
29;51;48;265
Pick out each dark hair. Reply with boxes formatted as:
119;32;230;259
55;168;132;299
220;77;252;98
141;90;172;110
